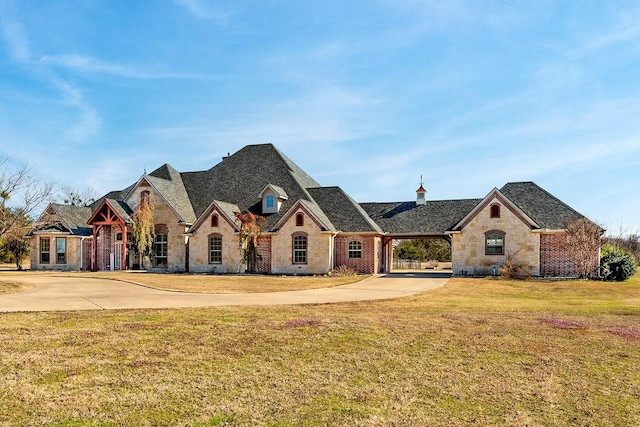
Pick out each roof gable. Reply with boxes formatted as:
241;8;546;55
452;188;539;231
188;200;241;233
125;167;197;225
88;199;132;225
29;203;93;236
271;199;335;232
258;184;289;200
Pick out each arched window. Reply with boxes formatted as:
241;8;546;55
153;233;168;267
141;190;150;203
209;235;222;264
490;203;501;219
485;230;505;255
211;214;219;227
348;241;362;259
293;235;307;264
296;213;304;227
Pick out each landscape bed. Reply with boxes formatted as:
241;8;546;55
0;273;639;426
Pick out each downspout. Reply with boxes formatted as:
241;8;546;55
330;232;339;272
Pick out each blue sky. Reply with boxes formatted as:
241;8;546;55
1;0;639;233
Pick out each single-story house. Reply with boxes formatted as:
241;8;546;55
28;143;600;277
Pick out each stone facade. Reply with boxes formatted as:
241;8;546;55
29;234;87;271
451;197;541;276
125;182;188;272
26;143;598;278
270;208;333;275
188;208;243;273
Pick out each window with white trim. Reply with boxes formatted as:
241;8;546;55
40;237;50;264
209;235;222;264
56;237;66;264
153;234;168;267
293;235;307;264
348;241;362;259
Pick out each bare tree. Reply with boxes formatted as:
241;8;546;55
561;217;604;279
0;155;54;239
58;184;98;207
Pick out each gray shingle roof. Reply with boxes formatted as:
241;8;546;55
84;144;593;239
146;163;197;224
361;199;482;235
30;204;93;236
308;187;383;233
104;199;134;223
500;182;587;230
181;144;322;230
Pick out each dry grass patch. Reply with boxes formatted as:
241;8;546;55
0;273;639;425
44;271;367;293
0;280;33;294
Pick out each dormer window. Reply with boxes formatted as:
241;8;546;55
259;184;289;214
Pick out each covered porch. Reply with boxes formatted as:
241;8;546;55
87;199;133;271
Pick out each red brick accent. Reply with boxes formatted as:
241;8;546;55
256;236;272;273
334;235;377;274
540;233;599;277
96;226;113;271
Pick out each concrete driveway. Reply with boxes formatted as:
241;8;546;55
0;271;450;312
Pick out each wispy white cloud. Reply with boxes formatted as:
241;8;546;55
40;54;213;80
0;1;101;144
0;0;30;62
172;0;233;22
573;12;640;57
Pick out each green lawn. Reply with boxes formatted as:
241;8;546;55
1;274;639;426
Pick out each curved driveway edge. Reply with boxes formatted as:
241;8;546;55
0;272;450;312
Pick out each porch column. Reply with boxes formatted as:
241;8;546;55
121;222;127;270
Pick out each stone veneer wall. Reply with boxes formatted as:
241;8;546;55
125;182;187;272
188;208;243;273
270;209;332;275
334;235;380;274
451;198;541;276
30;234;85;271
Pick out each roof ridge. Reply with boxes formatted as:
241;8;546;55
501;181;582;216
